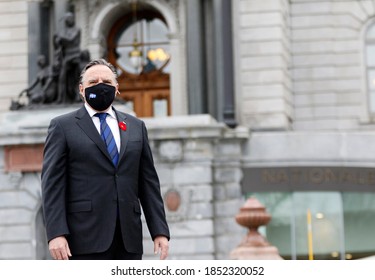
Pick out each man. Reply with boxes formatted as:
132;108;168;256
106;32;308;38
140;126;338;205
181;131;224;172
41;59;170;260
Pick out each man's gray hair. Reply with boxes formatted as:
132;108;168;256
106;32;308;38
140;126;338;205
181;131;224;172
79;58;118;84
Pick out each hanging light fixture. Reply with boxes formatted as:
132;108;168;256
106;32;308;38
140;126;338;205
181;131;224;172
129;39;143;72
129;0;143;72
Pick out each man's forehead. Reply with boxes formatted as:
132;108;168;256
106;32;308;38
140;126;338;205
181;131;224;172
84;65;114;78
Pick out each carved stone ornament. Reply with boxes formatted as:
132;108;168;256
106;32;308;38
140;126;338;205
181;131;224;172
164;189;181;212
164;188;192;222
159;140;183;162
230;197;283;260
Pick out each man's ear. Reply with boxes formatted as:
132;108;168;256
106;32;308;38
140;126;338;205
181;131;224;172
79;84;85;100
79;84;85;97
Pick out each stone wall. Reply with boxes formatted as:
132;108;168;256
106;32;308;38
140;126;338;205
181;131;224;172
0;171;46;259
290;0;370;130
0;0;28;113
234;0;292;130
233;0;375;131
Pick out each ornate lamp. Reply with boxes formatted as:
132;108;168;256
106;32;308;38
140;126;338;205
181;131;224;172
129;38;143;71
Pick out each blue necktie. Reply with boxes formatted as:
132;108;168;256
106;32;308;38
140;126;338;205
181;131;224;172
95;113;119;166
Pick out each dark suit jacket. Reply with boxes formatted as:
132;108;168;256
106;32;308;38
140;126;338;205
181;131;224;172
41;106;170;255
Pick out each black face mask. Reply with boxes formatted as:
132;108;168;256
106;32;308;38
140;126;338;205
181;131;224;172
84;83;116;111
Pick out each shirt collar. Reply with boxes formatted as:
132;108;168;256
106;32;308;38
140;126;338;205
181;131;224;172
84;103;117;120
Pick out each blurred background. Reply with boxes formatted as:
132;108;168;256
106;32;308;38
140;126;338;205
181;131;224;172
1;0;375;260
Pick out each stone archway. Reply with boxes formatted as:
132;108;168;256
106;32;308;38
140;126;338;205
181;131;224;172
76;0;187;116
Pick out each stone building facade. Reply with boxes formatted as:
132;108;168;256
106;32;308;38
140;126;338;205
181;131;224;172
2;0;375;260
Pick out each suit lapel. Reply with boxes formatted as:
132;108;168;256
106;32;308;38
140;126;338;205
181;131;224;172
114;108;129;164
75;106;112;163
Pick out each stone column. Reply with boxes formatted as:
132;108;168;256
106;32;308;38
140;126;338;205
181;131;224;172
186;0;206;114
212;127;248;259
212;0;236;127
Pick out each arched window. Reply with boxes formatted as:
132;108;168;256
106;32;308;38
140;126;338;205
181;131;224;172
108;2;171;117
365;23;375;114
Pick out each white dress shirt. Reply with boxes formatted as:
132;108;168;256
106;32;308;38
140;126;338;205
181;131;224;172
84;103;121;152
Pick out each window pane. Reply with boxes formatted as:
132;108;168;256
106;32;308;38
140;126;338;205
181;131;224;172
153;98;168;117
247;192;375;260
142;18;169;43
343;193;375;259
369;92;375;112
116;18;170;74
367;70;375;90
367;24;375;39
250;192;345;260
292;192;343;260
125;100;134;112
366;45;375;66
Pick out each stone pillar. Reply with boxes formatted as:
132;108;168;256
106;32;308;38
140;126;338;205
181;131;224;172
235;0;292;130
230;196;283;260
213;0;236;128
186;0;206;114
212;127;248;259
214;0;237;128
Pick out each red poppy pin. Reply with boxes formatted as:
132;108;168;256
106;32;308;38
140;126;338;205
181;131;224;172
119;121;127;131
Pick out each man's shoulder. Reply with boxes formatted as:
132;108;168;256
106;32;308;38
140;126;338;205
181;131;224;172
114;108;143;124
125;113;143;123
50;107;82;124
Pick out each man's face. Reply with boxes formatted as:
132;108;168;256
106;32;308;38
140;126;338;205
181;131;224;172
79;65;119;100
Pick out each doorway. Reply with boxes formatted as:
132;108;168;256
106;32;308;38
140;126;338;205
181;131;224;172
107;2;171;117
